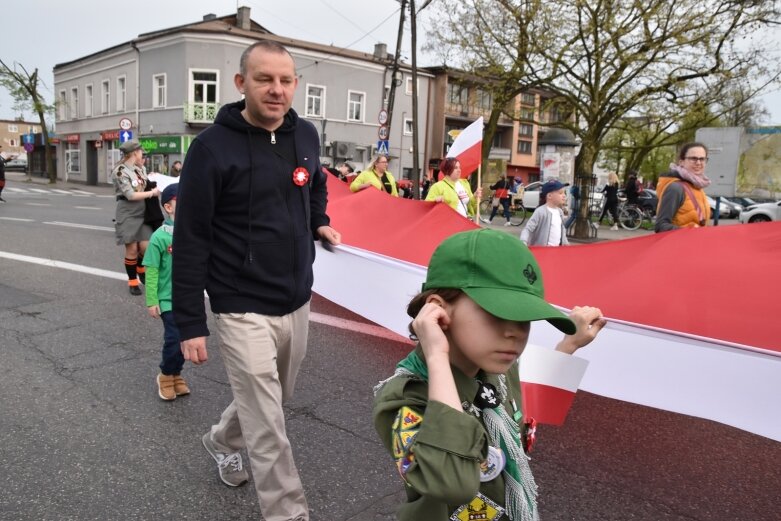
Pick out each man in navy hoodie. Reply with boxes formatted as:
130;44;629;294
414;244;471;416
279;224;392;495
172;40;341;521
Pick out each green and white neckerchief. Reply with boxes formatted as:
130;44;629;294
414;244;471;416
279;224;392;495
376;351;539;521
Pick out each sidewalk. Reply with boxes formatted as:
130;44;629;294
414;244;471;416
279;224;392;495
6;171;115;195
477;215;653;242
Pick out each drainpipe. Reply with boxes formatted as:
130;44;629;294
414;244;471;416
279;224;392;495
131;41;140;137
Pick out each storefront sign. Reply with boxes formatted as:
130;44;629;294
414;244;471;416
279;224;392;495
101;130;120;140
139;136;182;154
65;134;80;143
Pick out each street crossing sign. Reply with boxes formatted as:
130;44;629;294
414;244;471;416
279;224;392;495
120;130;133;143
376;140;389;155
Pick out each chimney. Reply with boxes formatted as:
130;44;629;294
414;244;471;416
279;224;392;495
237;6;251;31
374;43;388;60
203;13;217;21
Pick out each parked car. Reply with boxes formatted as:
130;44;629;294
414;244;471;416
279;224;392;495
706;196;731;218
521;180;603;210
725;196;761;210
3;158;27;171
738;200;781;224
714;197;741;218
635;189;658;216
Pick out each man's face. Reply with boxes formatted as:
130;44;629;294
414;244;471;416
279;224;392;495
235;48;298;130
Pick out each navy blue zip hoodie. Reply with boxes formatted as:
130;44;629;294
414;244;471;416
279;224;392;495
172;100;330;341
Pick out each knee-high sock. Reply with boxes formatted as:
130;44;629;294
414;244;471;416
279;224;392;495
124;257;138;284
136;253;146;284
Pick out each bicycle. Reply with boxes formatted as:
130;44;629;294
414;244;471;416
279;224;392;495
592;200;644;230
479;194;527;226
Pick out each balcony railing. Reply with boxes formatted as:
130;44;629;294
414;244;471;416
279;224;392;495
184;102;220;124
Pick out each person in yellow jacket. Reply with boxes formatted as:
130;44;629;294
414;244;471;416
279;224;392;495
350;154;399;196
655;142;712;233
425;157;482;219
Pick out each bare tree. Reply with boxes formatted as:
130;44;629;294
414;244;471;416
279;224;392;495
0;60;56;183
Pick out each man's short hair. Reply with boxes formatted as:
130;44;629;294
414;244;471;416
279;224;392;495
239;40;294;77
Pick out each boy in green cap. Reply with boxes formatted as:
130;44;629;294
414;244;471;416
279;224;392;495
373;229;605;521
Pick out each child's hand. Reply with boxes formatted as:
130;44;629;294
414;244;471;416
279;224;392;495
412;302;451;363
147;305;160;319
555;306;606;355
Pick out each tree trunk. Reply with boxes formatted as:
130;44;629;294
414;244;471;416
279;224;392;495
572;143;598;239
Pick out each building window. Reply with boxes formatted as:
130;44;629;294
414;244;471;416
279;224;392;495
517;140;533;154
519;123;533;137
447;83;467;105
403;118;413;136
187;70;219;122
8;124;18;132
116;76;126;112
384;85;390;105
70;87;79;119
405;77;419;95
58;90;66;120
476;89;492;111
101;80;110;114
153;74;166;108
66;143;81;174
521;93;535;106
347;90;365;122
520;107;535;121
85;84;93;117
305;84;325;118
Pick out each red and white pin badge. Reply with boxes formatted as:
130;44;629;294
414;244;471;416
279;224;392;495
292;167;310;186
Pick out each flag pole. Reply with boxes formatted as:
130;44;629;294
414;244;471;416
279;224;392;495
476;163;482;226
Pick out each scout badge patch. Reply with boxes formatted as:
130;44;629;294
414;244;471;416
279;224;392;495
449;493;505;521
479;446;506;482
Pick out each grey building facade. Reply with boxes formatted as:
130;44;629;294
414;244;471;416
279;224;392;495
53;7;432;185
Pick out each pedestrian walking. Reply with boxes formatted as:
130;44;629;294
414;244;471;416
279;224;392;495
487;176;512;226
350;154;399;196
111;140;159;295
655;143;711;233
143;183;189;401
520;179;570;246
598;172;620;231
0;145;6;203
373;229;605;520
172;40;341;521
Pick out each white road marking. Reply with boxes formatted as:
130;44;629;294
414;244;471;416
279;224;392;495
70;190;94;195
0;217;35;222
26;202;50;206
43;221;114;231
74;206;102;210
0;251;407;343
50;189;72;194
28;188;50;193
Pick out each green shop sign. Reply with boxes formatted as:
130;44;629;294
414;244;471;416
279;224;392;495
139;136;182;154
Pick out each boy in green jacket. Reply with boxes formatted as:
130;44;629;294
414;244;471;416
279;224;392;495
373;229;605;520
144;183;189;401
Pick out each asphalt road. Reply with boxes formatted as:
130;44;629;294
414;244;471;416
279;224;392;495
0;176;777;521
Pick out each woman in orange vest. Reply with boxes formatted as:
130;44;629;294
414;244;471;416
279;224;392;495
655;142;711;232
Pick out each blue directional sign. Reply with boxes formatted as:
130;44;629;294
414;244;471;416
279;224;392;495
120;130;133;143
377;140;389;156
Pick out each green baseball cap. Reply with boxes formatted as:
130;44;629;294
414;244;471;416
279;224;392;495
423;229;576;334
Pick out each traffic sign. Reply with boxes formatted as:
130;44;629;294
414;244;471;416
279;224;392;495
23;143;34;152
378;125;389;140
120;130;133;143
119;118;133;131
377;140;389;156
378;109;388;125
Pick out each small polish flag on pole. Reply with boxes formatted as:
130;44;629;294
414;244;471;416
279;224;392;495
519;344;589;426
447;117;483;178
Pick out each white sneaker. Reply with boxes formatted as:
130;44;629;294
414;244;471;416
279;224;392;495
610;224;619;231
202;433;249;487
504;221;513;226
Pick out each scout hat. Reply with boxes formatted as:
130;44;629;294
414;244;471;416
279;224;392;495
119;140;142;155
160;183;178;205
423;229;576;334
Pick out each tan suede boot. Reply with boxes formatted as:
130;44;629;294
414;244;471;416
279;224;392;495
173;375;191;396
156;374;176;401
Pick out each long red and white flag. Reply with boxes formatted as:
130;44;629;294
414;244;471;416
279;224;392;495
314;175;781;441
447;117;483;177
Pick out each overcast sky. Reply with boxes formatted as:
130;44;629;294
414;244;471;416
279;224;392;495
2;0;780;125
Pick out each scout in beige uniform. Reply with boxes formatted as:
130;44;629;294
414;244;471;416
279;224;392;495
373;229;606;520
112;139;159;295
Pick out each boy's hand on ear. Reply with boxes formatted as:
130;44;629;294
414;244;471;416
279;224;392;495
555;306;606;354
412;302;451;363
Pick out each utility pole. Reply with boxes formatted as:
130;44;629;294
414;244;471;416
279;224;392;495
410;0;420;199
385;0;407;146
